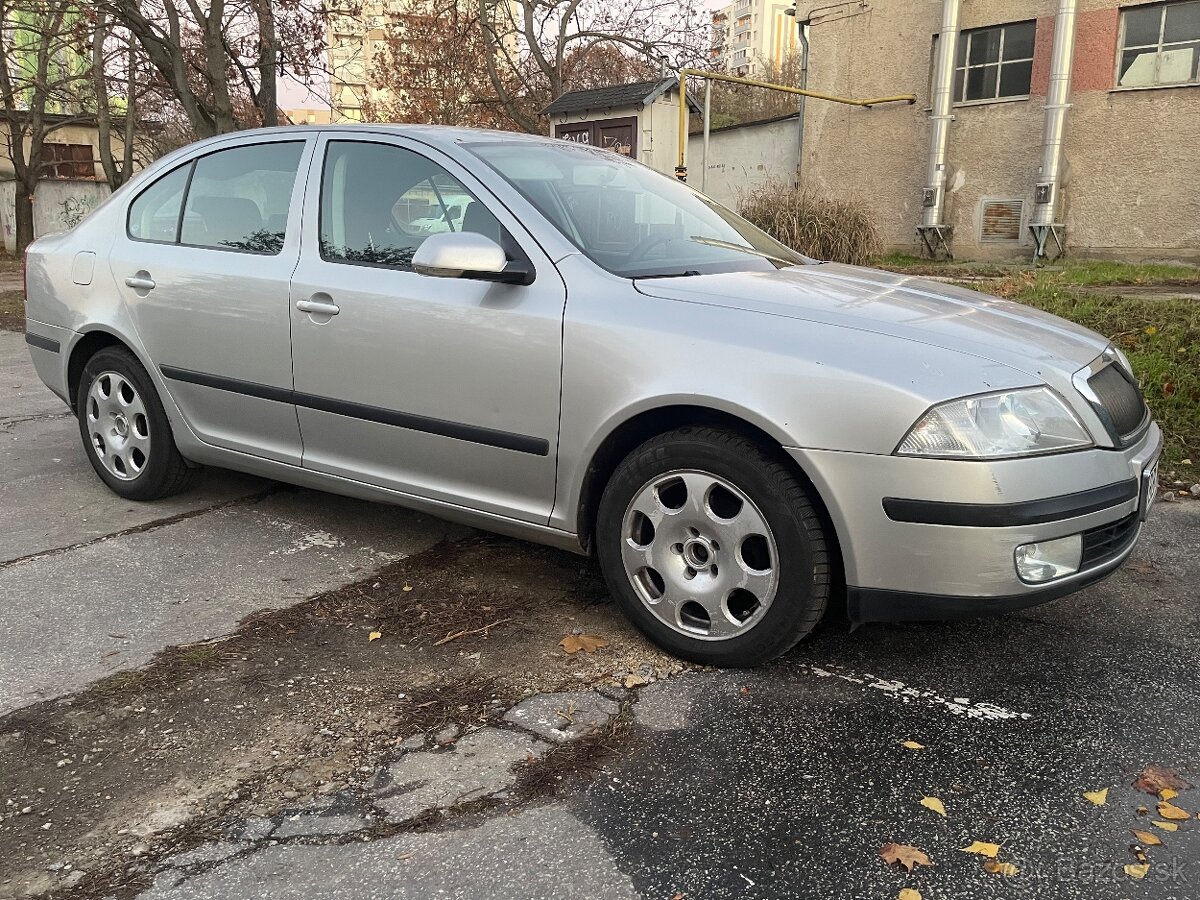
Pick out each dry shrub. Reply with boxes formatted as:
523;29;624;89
737;181;882;266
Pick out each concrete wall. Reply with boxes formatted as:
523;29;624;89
795;0;1200;261
688;115;801;210
0;179;111;253
0;122;130;182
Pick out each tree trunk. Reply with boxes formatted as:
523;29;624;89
14;181;35;253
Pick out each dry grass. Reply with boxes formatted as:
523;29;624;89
738;182;882;266
0;289;22;330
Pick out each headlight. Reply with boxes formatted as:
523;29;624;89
896;387;1093;459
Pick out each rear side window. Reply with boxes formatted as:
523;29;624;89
180;142;305;254
128;164;190;243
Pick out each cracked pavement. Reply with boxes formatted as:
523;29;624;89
2;328;1199;899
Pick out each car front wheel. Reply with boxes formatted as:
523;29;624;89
76;346;196;501
596;427;832;667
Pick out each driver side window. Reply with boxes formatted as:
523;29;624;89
320;141;504;271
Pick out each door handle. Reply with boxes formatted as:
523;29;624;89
295;298;340;316
125;274;156;291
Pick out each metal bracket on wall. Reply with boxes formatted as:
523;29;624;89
916;225;954;260
1029;224;1066;262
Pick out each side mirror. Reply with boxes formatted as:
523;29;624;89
412;232;533;285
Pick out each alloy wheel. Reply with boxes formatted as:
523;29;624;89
86;371;151;481
620;469;779;641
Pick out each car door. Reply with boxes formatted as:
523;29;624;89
110;136;314;464
288;134;566;523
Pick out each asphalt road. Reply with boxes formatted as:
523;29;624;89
2;327;1198;899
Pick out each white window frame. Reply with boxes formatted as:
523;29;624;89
1116;0;1200;89
954;20;1036;105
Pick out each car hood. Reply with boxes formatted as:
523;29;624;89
634;263;1108;379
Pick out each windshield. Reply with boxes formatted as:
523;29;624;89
464;140;810;279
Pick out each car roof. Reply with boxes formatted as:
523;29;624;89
200;123;562;150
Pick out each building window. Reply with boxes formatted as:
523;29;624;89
954;21;1036;103
1118;1;1200;88
43;143;94;179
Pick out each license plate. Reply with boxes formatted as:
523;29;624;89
1140;457;1160;520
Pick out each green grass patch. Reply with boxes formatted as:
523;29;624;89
1009;287;1199;483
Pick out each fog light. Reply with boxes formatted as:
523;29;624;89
1014;535;1082;584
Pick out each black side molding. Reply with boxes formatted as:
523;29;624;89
159;365;550;457
882;479;1138;528
25;332;60;354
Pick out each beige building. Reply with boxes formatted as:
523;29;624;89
710;0;800;76
793;0;1200;261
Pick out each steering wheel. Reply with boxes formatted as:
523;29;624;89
625;233;678;265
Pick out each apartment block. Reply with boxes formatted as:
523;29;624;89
710;0;801;76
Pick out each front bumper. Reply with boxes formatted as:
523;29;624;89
788;422;1162;622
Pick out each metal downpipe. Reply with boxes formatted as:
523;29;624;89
797;21;810;180
1031;0;1079;261
918;0;961;258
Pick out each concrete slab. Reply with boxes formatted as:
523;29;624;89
0;329;64;421
0;491;455;715
138;804;639;900
504;690;621;743
372;727;549;824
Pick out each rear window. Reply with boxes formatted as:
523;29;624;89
128;164;190;243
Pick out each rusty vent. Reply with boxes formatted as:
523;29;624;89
980;199;1024;242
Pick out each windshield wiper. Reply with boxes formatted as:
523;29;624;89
688;236;804;267
631;270;702;280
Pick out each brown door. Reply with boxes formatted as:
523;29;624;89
554;116;638;158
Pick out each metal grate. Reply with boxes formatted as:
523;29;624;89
1088;363;1148;439
1080;513;1139;569
980;199;1024;242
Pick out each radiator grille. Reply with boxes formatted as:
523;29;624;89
1087;363;1148;440
1080;513;1139;569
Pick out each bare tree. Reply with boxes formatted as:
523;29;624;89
477;0;706;133
0;0;91;251
708;50;807;128
101;0;328;138
366;0;520;128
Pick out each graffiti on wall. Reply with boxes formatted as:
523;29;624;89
58;194;101;229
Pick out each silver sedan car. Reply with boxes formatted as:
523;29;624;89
23;126;1161;666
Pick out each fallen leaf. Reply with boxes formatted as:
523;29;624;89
1134;848;1148;864
961;841;1000;858
901;740;925;750
368;631;382;642
898;890;922;900
1157;801;1190;820
1083;788;1109;806
920;796;947;817
1136;805;1149;815
1153;820;1179;832
1160;788;1178;801
1145;326;1158;335
983;859;1019;877
1162;382;1176;397
1132;829;1162;846
623;673;651;688
1133;765;1190;795
558;633;609;654
1124;863;1150;880
671;894;684;900
880;843;932;871
402;584;413;592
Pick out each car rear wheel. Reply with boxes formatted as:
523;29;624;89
76;347;195;501
596;427;831;667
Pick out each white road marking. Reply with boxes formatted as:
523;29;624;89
806;664;1033;721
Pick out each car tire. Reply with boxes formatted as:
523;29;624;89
76;346;196;501
596;427;831;667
